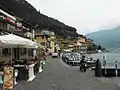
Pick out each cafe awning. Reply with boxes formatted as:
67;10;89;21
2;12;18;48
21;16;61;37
0;34;38;48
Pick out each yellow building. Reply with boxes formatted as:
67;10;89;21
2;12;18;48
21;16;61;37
35;30;56;53
35;30;48;50
73;34;93;53
49;31;55;53
55;36;68;50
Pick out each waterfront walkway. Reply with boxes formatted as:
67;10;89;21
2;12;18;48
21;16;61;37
13;57;120;90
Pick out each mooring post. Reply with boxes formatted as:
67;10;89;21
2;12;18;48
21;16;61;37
95;58;102;77
103;55;107;76
115;60;118;77
104;60;107;75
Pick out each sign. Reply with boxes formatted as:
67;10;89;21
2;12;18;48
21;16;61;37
3;66;14;90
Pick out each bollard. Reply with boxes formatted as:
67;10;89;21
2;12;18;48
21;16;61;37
103;55;107;76
43;60;45;65
39;61;43;73
103;60;107;76
95;59;102;77
14;69;18;85
27;64;36;82
0;72;3;84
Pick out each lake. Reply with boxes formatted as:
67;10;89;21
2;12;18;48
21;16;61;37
86;52;120;61
86;52;120;68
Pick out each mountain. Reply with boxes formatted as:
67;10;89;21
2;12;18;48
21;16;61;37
0;0;78;38
86;26;120;51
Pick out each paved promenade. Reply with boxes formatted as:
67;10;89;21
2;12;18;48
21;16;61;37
8;57;120;90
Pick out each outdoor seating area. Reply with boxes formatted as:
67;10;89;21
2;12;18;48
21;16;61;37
0;34;46;89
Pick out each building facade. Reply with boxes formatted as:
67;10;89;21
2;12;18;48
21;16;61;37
35;30;56;53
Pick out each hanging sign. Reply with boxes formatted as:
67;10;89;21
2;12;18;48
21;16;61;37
3;66;14;90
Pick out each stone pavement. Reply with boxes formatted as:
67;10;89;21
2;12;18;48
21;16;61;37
2;57;120;90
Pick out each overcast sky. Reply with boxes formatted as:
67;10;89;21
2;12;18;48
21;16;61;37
26;0;120;35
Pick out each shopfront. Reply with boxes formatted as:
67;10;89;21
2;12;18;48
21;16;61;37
0;34;44;89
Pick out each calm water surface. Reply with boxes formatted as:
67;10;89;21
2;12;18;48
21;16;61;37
86;52;120;68
87;52;120;61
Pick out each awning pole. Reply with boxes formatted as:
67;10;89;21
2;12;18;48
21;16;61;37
11;48;12;65
19;47;21;60
26;48;28;58
0;48;2;57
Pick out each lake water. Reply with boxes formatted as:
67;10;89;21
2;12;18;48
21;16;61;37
87;52;120;61
86;52;120;68
88;52;120;85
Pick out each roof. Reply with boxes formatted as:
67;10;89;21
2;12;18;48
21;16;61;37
22;20;36;29
0;5;36;30
77;34;86;38
0;8;16;20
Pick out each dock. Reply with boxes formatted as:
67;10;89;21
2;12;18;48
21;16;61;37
92;59;120;77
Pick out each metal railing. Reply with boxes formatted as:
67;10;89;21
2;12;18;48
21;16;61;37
101;60;120;76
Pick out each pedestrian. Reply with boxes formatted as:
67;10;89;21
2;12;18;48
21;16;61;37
43;51;46;61
80;55;86;65
58;50;61;58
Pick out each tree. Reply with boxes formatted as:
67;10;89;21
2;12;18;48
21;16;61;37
97;45;102;50
87;43;97;52
0;0;78;38
87;45;93;51
102;48;106;51
92;43;97;51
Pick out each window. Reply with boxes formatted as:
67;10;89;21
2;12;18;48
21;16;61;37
8;24;15;31
0;22;7;29
2;48;11;56
41;36;44;39
28;49;33;57
21;48;27;55
3;22;7;29
0;22;3;28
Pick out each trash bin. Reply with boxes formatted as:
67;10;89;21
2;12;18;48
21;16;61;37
95;59;102;77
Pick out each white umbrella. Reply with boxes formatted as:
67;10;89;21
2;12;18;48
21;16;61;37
0;34;38;48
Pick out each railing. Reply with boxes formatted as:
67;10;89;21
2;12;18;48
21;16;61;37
101;60;120;76
101;60;120;68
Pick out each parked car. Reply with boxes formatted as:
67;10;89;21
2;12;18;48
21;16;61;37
62;53;71;62
66;53;82;66
67;57;81;66
52;52;58;58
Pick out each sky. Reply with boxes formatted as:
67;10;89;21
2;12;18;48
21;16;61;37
26;0;120;35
